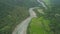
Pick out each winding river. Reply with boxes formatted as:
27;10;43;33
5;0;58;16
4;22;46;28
12;0;47;34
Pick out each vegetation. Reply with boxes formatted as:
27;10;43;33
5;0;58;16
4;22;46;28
27;0;60;34
0;0;41;34
1;0;60;34
33;7;45;17
41;0;60;34
43;0;60;34
27;7;59;34
0;1;30;34
0;0;40;7
27;17;52;34
44;6;60;34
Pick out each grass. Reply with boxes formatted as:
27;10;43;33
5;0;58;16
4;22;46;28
27;8;53;34
27;17;52;34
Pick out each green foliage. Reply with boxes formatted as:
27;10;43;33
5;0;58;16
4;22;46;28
0;2;29;34
43;0;60;34
33;8;45;17
0;0;40;34
0;0;39;7
27;17;51;34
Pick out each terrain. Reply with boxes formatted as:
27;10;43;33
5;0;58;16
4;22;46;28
0;0;39;34
0;0;60;34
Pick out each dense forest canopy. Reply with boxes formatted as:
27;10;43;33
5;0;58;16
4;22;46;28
51;0;60;6
44;0;60;34
0;0;40;7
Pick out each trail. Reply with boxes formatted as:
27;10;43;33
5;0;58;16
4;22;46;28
12;8;37;34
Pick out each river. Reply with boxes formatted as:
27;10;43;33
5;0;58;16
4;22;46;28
12;0;47;34
12;8;37;34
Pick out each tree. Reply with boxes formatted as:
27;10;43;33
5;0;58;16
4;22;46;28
44;0;60;34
